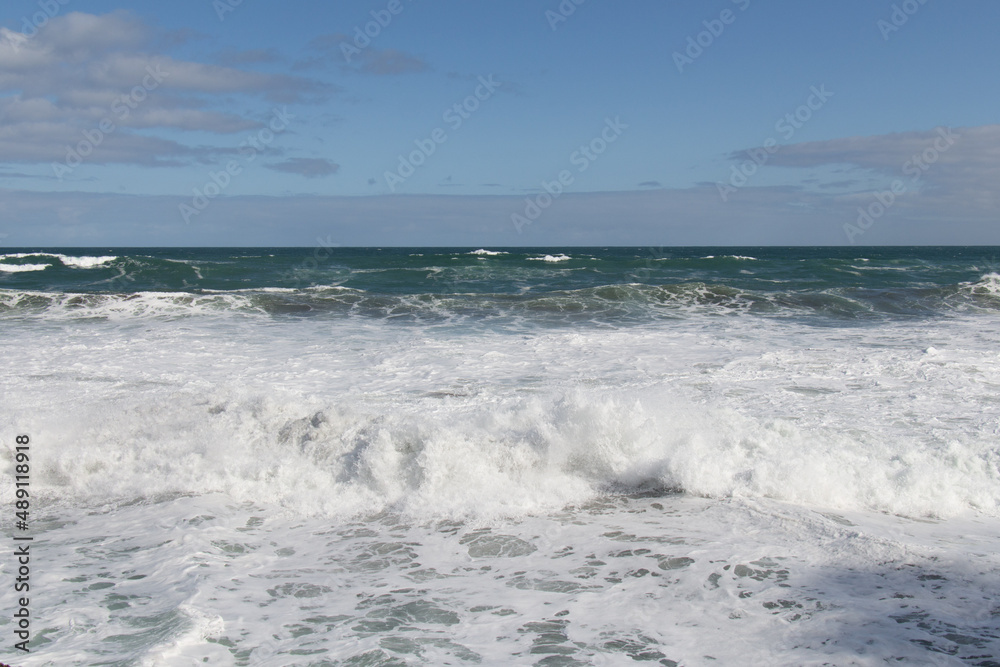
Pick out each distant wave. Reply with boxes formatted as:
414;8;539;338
0;253;118;269
4;278;999;323
528;254;571;262
467;249;508;256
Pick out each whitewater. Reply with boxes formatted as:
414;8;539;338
1;247;999;666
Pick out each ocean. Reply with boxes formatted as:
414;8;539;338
1;246;999;666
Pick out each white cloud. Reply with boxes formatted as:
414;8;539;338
732;125;1000;216
0;11;331;168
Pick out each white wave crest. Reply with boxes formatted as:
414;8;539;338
0;289;264;320
60;255;118;268
971;272;1000;296
0;263;49;273
0;253;117;269
528;254;571;262
10;386;999;521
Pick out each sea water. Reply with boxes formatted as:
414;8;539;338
1;247;999;666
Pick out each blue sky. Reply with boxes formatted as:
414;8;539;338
1;0;998;246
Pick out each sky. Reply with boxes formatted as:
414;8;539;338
0;0;998;246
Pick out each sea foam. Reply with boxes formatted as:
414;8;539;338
4;316;998;521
